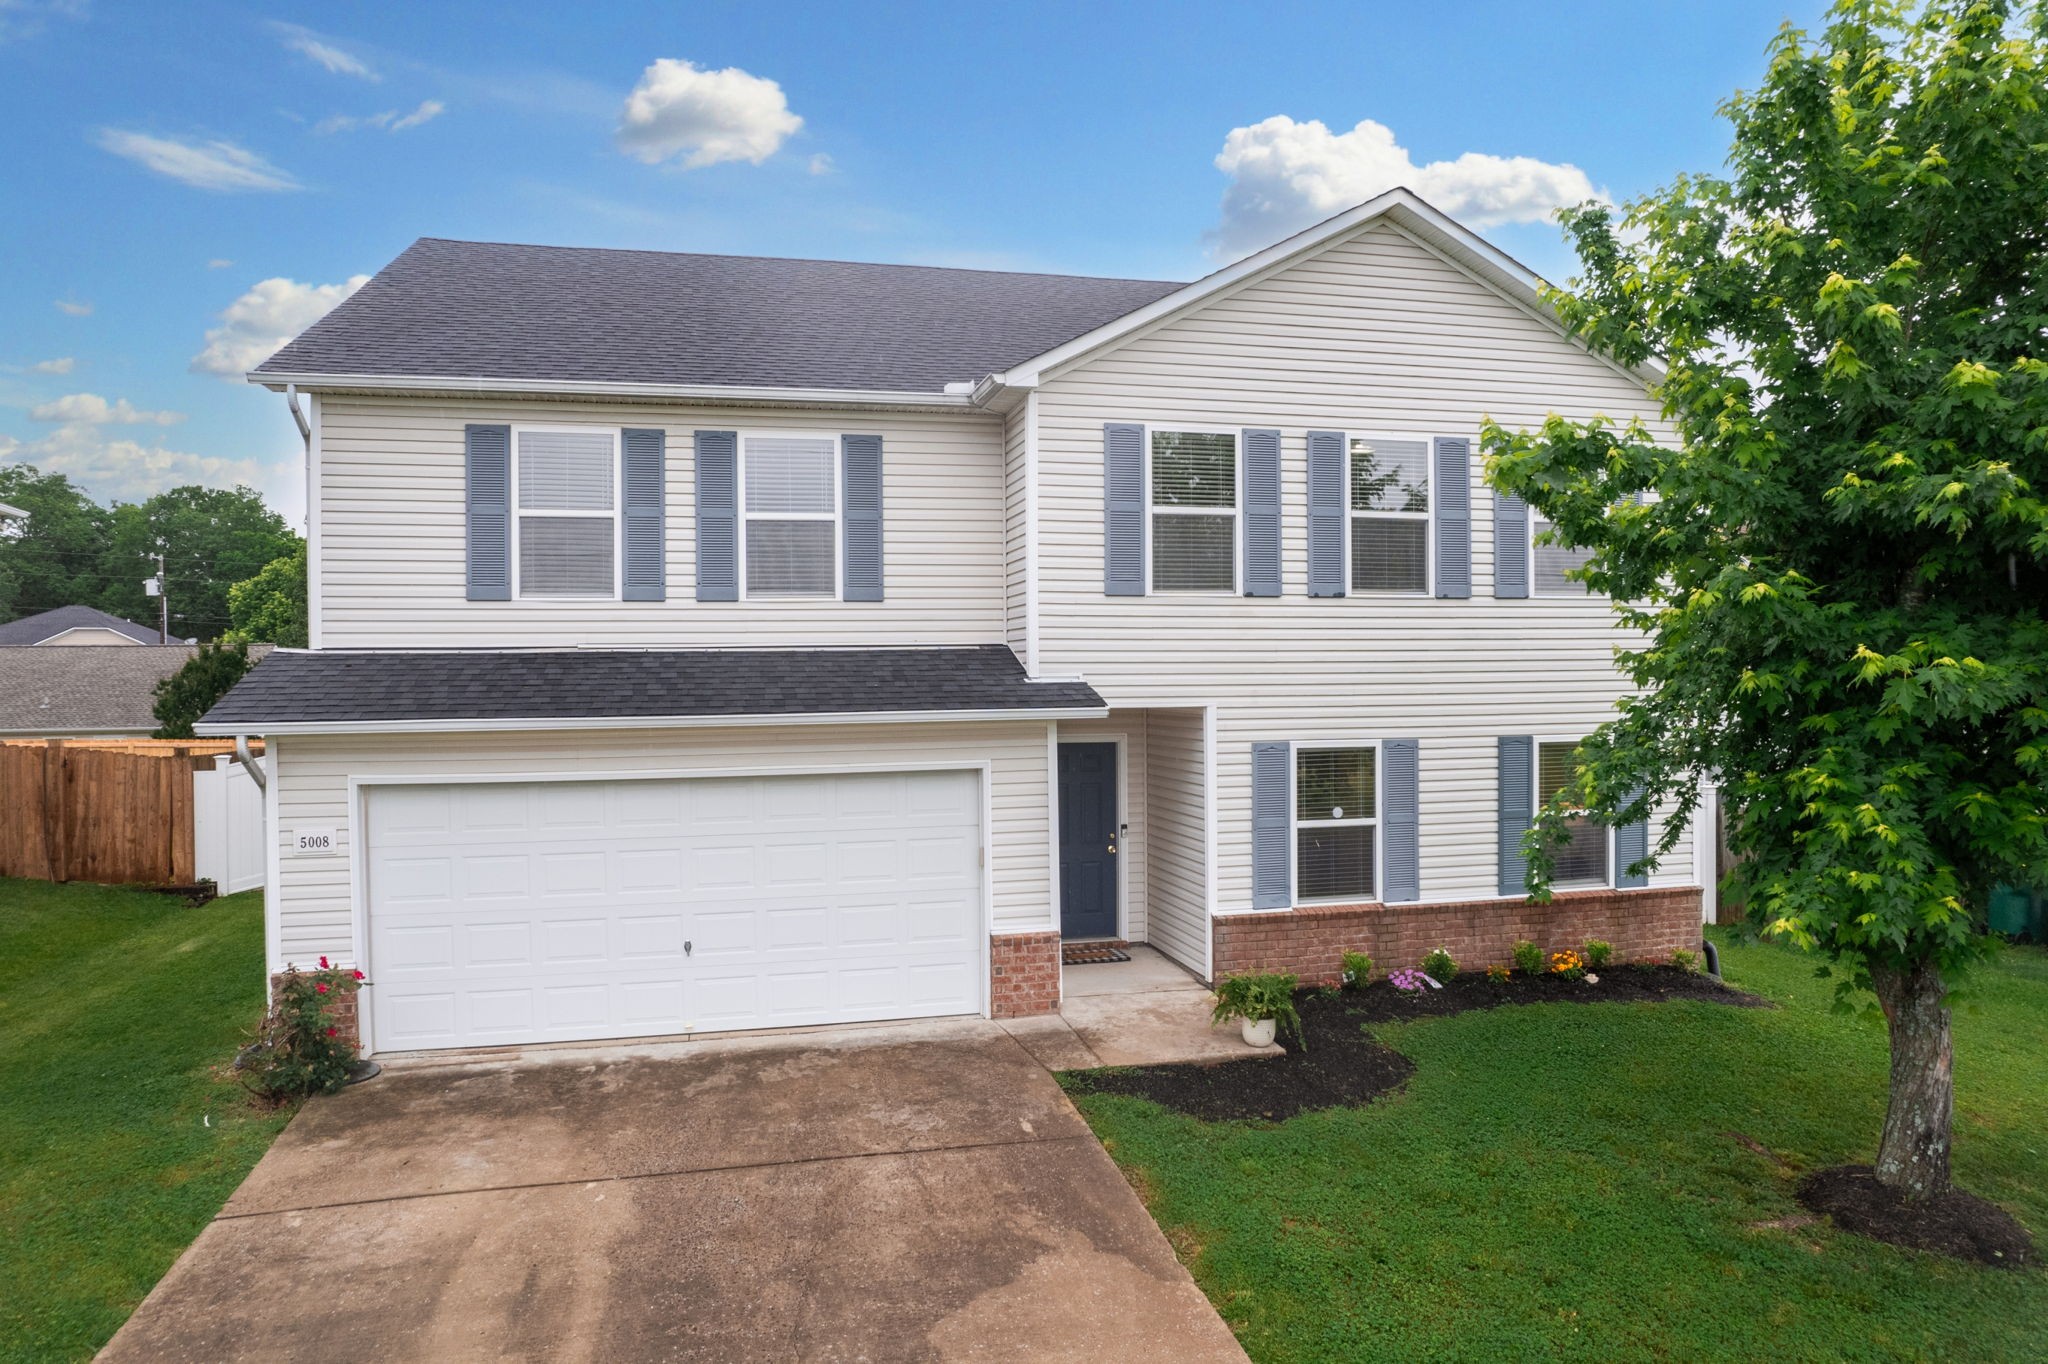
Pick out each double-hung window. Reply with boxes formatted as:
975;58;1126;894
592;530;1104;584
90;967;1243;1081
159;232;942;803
742;434;838;597
1295;745;1378;902
1350;437;1430;593
1537;740;1609;886
1149;429;1237;592
1532;515;1595;595
514;427;619;599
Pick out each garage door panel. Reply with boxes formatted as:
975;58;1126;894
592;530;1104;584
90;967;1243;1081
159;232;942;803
366;770;985;1052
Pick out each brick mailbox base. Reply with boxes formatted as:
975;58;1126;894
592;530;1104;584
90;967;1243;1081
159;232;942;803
989;930;1061;1017
1211;886;1703;986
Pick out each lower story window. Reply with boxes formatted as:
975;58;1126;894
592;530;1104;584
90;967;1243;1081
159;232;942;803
1537;740;1608;886
1295;745;1377;901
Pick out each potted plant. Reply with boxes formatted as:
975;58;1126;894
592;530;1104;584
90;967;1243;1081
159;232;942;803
1210;971;1303;1049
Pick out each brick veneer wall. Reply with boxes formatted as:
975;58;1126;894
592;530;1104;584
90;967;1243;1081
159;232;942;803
989;930;1061;1018
269;969;363;1048
1212;887;1703;986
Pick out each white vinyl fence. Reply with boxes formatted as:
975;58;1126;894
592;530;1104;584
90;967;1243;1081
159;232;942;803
193;754;265;895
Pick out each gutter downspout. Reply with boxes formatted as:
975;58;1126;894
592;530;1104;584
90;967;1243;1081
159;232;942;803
234;734;267;791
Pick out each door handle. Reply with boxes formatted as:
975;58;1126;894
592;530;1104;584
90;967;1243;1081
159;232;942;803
1107;843;1117;854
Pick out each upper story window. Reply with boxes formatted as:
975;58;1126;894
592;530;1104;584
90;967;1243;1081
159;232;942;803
515;427;619;599
1150;429;1238;592
1295;745;1378;902
1533;515;1595;595
742;434;838;597
1349;437;1429;593
1537;740;1608;886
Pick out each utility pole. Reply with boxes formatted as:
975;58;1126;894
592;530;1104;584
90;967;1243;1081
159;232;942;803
143;553;168;643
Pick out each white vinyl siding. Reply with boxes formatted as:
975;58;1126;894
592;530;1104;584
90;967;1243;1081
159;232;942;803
267;720;1053;971
1031;220;1696;912
1002;406;1030;657
314;396;1005;649
1349;436;1430;594
1141;707;1210;975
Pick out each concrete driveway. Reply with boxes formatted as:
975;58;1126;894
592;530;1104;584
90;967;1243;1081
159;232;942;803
102;1019;1246;1363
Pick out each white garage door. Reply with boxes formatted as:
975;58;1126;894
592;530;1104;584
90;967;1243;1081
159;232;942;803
363;769;984;1052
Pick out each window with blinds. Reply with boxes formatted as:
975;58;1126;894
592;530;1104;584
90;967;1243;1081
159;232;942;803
1150;429;1236;591
743;435;837;596
1295;746;1377;902
1533;515;1595;595
1537;740;1608;885
515;428;617;598
1350;437;1429;593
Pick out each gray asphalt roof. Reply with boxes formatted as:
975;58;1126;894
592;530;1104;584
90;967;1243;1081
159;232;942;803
0;604;182;646
254;238;1185;393
0;645;194;734
197;645;1103;731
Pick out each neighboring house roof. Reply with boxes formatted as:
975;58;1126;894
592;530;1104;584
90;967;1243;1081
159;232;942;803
253;237;1183;396
196;645;1106;734
0;501;26;519
0;645;195;734
0;605;181;646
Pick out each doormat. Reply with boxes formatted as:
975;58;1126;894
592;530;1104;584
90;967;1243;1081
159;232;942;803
1063;942;1132;966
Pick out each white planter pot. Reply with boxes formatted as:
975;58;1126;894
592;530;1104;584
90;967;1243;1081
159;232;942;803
1241;1017;1278;1048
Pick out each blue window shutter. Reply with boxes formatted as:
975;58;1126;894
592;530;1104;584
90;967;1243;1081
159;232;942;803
1381;739;1421;903
1433;437;1472;599
1103;423;1146;595
465;423;511;601
1614;788;1650;887
1307;430;1346;597
1494;490;1529;598
841;434;884;602
694;430;738;603
621;427;666;601
1252;742;1293;909
1498;735;1534;896
1242;428;1281;597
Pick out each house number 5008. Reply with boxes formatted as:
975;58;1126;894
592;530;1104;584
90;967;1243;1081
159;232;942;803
294;828;337;856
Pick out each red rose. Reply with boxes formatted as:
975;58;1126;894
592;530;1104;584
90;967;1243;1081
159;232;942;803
318;956;330;970
315;983;329;994
352;970;365;981
326;1026;338;1038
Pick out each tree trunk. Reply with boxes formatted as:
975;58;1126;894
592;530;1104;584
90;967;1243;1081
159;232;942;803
1869;960;1953;1199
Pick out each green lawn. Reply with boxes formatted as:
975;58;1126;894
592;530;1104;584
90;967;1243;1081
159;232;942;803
1070;933;2048;1363
0;880;289;1362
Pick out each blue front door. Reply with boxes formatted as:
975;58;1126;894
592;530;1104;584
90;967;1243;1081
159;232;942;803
1058;742;1119;939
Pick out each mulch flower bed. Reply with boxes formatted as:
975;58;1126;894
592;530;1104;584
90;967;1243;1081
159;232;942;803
1061;965;1762;1123
1796;1165;2035;1268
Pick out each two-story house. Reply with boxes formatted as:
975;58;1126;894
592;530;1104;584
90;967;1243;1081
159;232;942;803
199;188;1709;1056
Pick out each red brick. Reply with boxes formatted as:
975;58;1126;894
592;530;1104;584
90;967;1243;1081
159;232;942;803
988;931;1061;1018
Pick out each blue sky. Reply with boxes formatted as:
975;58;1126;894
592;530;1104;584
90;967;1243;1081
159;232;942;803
0;0;1824;527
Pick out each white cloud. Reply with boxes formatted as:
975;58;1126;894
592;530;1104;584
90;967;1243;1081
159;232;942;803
29;357;75;374
807;152;834;175
190;274;369;378
29;392;183;426
96;129;299;192
0;0;87;44
616;58;801;168
273;22;376;80
54;298;92;316
313;99;445;135
206;258;233;269
1209;115;1601;258
0;424;297;515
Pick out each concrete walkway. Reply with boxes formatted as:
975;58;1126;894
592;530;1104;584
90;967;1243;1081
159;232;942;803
101;1018;1247;1363
1000;945;1277;1070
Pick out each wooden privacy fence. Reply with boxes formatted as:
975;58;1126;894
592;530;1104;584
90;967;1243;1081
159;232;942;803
0;738;264;887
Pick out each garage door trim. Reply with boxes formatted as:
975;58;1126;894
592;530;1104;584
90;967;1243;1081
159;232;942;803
345;761;995;1056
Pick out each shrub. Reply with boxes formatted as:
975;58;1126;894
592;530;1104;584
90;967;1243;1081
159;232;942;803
1420;946;1458;980
1485;963;1512;984
1670;948;1700;974
1584;939;1614;970
1340;950;1375;989
1511;939;1544;974
1549;949;1587;980
1210;972;1305;1048
236;958;365;1102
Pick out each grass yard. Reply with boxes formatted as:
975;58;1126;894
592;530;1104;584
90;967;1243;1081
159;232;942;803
0;879;288;1363
1070;933;2048;1363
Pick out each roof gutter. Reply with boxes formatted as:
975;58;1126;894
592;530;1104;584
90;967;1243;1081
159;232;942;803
250;370;977;411
196;703;1109;739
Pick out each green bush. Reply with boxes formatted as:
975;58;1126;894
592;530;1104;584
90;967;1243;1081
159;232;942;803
1670;948;1700;975
1340;950;1374;989
235;959;365;1101
1421;945;1458;981
1511;939;1544;974
1210;972;1305;1048
1585;939;1614;970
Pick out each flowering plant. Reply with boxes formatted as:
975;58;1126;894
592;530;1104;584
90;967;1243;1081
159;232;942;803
1486;964;1512;984
236;957;368;1102
1388;968;1441;993
1549;949;1587;980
